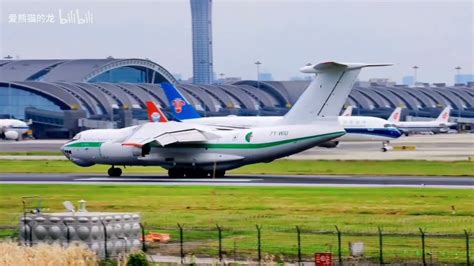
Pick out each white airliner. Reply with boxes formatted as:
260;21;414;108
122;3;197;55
61;61;390;178
159;83;401;149
0;119;29;141
387;106;456;135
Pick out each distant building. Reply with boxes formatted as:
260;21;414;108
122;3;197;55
221;77;242;84
402;75;415;86
455;74;474;84
190;0;214;85
258;72;273;81
172;73;183;81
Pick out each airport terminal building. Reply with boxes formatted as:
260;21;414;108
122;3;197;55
0;58;473;138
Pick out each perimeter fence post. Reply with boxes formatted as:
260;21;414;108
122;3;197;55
63;221;70;246
296;226;302;265
335;225;342;266
465;230;471;266
378;226;384;265
256;224;262;265
419;228;426;266
101;220;109;260
139;223;147;252
178;223;184;264
217;224;223;263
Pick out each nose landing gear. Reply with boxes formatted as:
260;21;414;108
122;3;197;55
108;166;122;177
381;141;393;152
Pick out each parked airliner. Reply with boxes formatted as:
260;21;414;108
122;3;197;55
0;119;29;141
388;106;455;135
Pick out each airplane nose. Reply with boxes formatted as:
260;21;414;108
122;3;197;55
60;144;69;158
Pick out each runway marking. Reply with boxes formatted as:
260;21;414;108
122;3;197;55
73;178;261;182
0;181;472;189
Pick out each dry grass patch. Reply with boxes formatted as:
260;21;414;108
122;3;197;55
0;241;97;266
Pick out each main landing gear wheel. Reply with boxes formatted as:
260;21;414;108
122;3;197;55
108;167;122;177
214;170;226;178
168;169;185;178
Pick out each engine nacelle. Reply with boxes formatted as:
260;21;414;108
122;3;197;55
100;142;143;159
4;131;19;140
318;141;339;148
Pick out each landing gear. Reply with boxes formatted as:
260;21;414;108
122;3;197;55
168;169;185;178
108;166;122;177
381;141;393;152
214;170;226;178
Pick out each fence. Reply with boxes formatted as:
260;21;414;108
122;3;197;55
143;225;471;265
1;224;471;264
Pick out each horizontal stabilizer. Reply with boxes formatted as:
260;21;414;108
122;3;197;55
300;62;393;73
282;61;392;124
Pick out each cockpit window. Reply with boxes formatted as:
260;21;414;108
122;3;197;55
72;133;82;140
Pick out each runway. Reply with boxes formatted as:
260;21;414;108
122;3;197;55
0;173;472;188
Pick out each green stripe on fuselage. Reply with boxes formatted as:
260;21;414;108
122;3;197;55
65;142;103;148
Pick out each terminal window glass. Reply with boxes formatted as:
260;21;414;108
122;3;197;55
0;86;61;119
89;66;148;83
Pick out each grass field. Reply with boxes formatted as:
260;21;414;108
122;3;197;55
0;151;62;156
0;159;473;176
1;185;472;263
1;185;472;232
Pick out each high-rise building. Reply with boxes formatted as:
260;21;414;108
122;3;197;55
190;0;213;84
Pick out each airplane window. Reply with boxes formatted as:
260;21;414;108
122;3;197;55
384;124;395;128
72;133;82;140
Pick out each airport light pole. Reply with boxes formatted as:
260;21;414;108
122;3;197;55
455;66;461;84
255;61;262;90
412;65;419;85
219;73;225;84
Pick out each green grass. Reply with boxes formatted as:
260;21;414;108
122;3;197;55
0;185;472;263
1;185;472;232
0;159;473;176
0;151;63;156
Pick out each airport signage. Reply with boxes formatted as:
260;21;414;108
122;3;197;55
315;252;332;266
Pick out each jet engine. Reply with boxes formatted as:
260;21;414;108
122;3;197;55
4;131;19;140
317;141;339;148
100;142;143;159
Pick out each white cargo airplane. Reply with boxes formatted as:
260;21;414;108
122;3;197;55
0;119;29;141
387;106;455;135
159;82;401;148
61;61;390;178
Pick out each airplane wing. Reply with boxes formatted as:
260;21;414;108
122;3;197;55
122;121;221;147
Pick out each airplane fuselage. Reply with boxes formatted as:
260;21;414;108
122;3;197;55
62;122;345;171
394;121;456;134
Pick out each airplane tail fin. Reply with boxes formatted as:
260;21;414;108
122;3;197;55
436;106;451;122
341;106;353;116
161;82;201;120
282;62;392;124
146;101;169;123
388;107;402;123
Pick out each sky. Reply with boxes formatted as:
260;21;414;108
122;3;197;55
0;0;472;84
